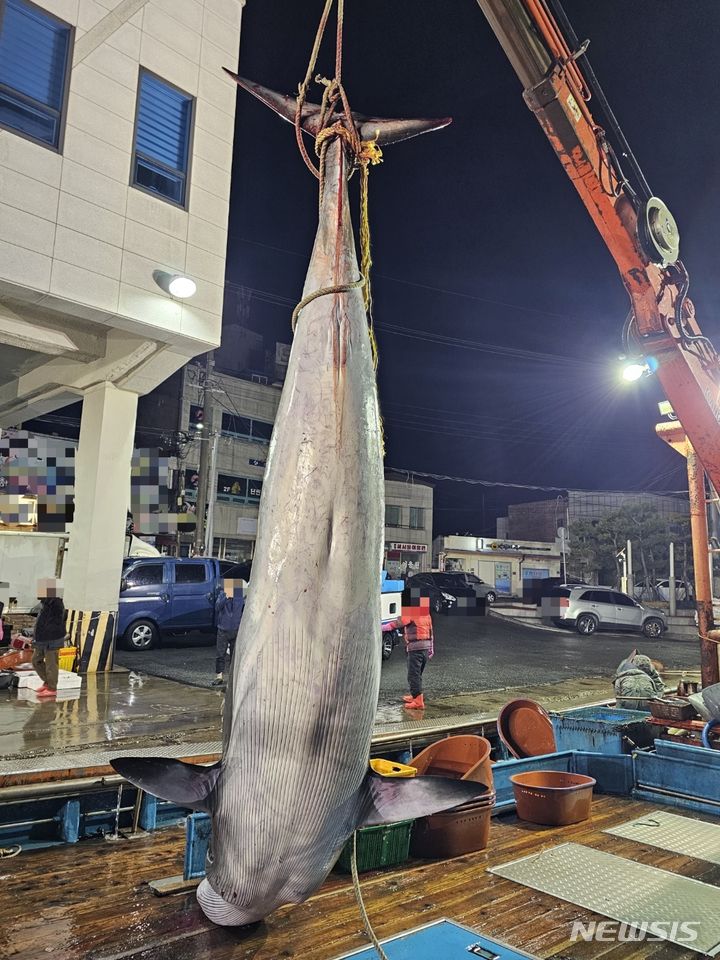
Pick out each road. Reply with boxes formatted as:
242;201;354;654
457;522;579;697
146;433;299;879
115;612;700;705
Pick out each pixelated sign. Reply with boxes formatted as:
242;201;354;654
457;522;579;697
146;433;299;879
130;449;195;534
0;430;75;531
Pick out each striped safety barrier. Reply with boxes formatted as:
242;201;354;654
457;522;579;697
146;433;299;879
65;609;116;673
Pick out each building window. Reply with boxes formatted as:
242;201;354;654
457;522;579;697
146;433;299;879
0;0;73;149
221;412;274;444
409;507;424;530
215;474;263;504
132;69;193;207
385;505;402;528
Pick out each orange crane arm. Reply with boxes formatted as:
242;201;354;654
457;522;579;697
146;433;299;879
475;0;720;485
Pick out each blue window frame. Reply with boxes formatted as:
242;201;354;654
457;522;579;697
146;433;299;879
0;0;73;149
132;69;193;207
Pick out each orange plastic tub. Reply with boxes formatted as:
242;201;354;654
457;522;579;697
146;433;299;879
510;770;596;826
411;735;493;791
411;797;494;858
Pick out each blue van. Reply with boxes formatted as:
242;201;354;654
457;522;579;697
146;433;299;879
117;557;224;650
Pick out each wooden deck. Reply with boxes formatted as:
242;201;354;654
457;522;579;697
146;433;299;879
2;795;718;960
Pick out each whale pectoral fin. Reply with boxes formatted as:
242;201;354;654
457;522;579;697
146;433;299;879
110;757;221;812
357;772;489;827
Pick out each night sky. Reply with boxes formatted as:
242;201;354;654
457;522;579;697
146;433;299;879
223;1;720;535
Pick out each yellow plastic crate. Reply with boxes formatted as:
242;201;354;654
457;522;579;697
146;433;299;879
58;647;77;672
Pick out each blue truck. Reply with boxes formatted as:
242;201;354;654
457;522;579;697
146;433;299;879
117;558;404;656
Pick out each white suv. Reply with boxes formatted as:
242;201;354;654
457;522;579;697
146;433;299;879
542;585;666;639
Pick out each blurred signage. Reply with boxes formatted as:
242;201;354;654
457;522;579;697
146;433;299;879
275;342;291;364
189;404;204;430
388;542;427;553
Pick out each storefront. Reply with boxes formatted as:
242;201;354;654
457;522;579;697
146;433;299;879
434;535;561;597
384;541;429;578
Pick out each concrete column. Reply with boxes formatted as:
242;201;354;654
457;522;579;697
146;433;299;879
64;382;138;616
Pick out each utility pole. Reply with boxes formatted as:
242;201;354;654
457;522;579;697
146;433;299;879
626;539;634;597
204;431;219;557
668;541;677;617
618;547;627;593
193;352;214;555
174;365;186;557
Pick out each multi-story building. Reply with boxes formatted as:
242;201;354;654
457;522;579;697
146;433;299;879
179;363;434;573
0;0;244;618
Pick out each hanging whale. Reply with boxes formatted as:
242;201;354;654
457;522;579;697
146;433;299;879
112;78;483;927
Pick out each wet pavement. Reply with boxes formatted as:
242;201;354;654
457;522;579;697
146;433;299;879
0;667;619;786
0;670;223;764
115;612;700;701
0;614;700;779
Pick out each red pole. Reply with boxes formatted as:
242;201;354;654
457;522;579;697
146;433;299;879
687;446;719;687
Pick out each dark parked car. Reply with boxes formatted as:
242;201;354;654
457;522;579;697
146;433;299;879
435;572;498;604
405;574;458;614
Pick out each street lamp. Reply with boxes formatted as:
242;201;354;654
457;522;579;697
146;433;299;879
620;355;658;382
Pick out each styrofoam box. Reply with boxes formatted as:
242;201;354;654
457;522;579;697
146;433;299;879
17;669;82;690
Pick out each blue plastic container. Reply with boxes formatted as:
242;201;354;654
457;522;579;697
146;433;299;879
551;706;653;755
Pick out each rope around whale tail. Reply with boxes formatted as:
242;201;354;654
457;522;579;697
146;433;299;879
290;0;383;374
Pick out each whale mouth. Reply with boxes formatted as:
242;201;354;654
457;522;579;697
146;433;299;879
197;878;265;927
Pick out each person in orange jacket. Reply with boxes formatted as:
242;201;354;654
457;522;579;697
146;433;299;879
400;595;434;710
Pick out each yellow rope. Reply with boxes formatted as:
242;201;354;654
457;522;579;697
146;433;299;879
358;137;383;370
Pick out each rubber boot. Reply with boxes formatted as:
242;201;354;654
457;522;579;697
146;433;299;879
36;686;57;698
404;694;425;709
402;694;414;703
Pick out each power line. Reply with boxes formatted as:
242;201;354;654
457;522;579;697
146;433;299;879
228;235;576;322
387;465;689;497
224;280;599;367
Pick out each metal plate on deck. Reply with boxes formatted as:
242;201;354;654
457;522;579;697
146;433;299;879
335;919;537;960
489;842;720;956
605;809;720;864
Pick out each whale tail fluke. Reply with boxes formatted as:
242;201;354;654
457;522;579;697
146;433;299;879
223;71;452;147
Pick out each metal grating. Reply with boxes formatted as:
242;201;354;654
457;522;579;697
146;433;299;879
606;809;720;864
489;842;720;956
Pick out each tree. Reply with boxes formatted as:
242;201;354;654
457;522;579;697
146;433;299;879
568;505;690;590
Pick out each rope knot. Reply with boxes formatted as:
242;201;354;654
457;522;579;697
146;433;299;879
359;138;383;167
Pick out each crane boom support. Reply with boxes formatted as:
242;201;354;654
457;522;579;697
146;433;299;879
475;0;720;491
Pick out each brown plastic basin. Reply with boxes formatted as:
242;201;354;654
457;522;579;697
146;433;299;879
498;699;557;759
411;735;493;790
411;801;493;858
510;770;596;826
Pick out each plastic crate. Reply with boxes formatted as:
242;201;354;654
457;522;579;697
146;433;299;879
58;647;77;672
335;820;413;873
552;706;653;755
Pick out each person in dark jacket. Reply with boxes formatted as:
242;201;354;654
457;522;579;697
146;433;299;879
32;581;67;698
212;579;245;686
